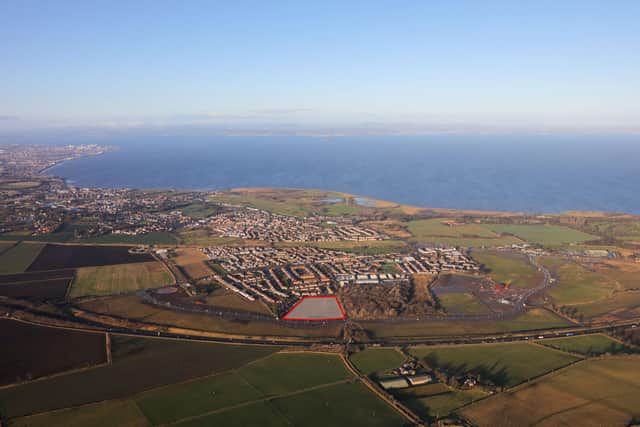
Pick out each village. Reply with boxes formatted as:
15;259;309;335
203;245;480;306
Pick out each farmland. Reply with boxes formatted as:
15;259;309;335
27;244;154;271
472;250;542;288
540;334;637;356
394;383;488;421
80;232;179;245
0;335;279;419
409;342;580;388
350;348;406;376
4;349;405;427
0;277;71;299
0;319;107;386
460;358;640;427
69;261;173;298
406;219;522;247
0;242;45;274
172;248;213;280
485;223;598;245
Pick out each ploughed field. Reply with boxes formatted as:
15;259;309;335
0;319;107;386
0;269;74;299
26;244;154;271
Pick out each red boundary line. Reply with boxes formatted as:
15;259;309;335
282;296;346;321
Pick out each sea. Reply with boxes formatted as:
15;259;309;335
43;134;640;214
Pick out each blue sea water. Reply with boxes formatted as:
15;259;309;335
45;134;640;214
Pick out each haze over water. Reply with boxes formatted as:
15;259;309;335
46;135;640;214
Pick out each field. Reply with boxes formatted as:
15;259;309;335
0;242;45;274
204;287;274;315
172;248;212;280
485;223;598;245
0;335;279;419
541;258;618;306
540;334;637;355
406;219;522;247
472;250;542;288
69;261;173;298
27;244;154;271
0;277;71;299
283;296;345;320
8;399;150;427
437;292;491;315
78;295;342;338
409;342;580;388
0;319;107;386
362;308;571;339
350;348;406;376
6;350;404;427
461;358;640;427
393;383;488;421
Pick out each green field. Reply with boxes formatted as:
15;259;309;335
540;334;637;356
395;383;488;421
363;308;571;339
350;348;406;376
485;224;598;245
409;342;580;388
0;242;45;274
577;290;640;319
437;292;491;314
461;358;640;427
237;353;351;396
70;261;174;297
7;350;405;427
472;250;541;288
8;399;149;427
0;336;279;419
179;203;221;219
406;219;522;247
135;353;352;425
541;258;617;306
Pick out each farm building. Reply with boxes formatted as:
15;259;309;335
407;374;432;386
379;377;409;390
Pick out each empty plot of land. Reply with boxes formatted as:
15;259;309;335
0;335;279;419
69;261;173;298
283;296;345;320
485;224;598;245
0;242;45;274
27;244;154;271
393;383;488;421
0;319;107;386
472;250;542;288
460;358;640;427
204;287;273;316
437;292;491;315
173;248;212;280
350;348;406;376
409;342;580;388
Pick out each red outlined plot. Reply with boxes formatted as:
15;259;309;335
282;296;346;321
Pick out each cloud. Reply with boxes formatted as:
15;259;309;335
0;115;18;121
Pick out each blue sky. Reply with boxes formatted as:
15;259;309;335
1;0;639;134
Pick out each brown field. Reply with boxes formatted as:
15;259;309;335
0;318;107;386
204;287;274;316
77;295;342;338
460;358;640;427
172;248;212;280
591;259;640;291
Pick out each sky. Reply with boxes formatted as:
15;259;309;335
1;0;639;135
